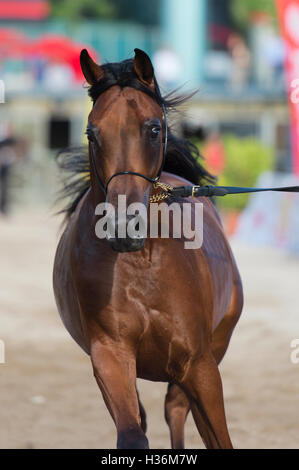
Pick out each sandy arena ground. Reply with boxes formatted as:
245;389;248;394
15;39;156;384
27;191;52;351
0;210;299;449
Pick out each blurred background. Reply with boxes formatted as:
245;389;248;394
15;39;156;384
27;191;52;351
0;0;290;217
1;0;299;450
1;0;299;249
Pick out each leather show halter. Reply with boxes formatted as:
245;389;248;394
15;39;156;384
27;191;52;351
88;103;169;201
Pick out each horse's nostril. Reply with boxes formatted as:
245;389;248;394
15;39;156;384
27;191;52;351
108;236;146;253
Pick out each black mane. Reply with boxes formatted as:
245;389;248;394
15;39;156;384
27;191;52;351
57;57;216;219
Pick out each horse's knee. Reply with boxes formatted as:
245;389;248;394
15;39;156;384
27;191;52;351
117;428;149;449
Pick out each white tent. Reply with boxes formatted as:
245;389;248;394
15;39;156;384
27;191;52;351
233;171;299;254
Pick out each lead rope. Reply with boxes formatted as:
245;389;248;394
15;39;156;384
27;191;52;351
151;183;299;201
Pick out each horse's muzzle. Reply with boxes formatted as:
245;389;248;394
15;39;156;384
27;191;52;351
108;236;146;253
106;214;147;253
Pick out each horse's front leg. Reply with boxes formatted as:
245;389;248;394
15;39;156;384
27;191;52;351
90;341;149;449
180;351;233;449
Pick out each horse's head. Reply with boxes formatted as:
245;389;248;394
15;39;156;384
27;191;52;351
80;48;166;253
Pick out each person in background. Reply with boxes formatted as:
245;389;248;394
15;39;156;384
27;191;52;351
227;33;251;91
202;131;226;177
0;124;27;216
0;135;17;215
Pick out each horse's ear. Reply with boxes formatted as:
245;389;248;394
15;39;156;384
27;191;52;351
133;48;154;88
80;49;104;85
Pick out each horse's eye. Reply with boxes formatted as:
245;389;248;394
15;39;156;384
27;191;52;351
151;126;161;138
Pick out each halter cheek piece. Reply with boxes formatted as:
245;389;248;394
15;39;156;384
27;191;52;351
89;104;168;199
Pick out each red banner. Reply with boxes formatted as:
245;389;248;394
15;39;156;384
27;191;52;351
276;0;299;175
0;1;50;20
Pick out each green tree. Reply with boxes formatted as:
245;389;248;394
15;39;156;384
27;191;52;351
50;0;160;24
50;0;117;21
230;0;277;31
217;135;275;211
193;134;275;211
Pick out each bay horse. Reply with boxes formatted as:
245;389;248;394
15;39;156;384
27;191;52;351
53;48;243;449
